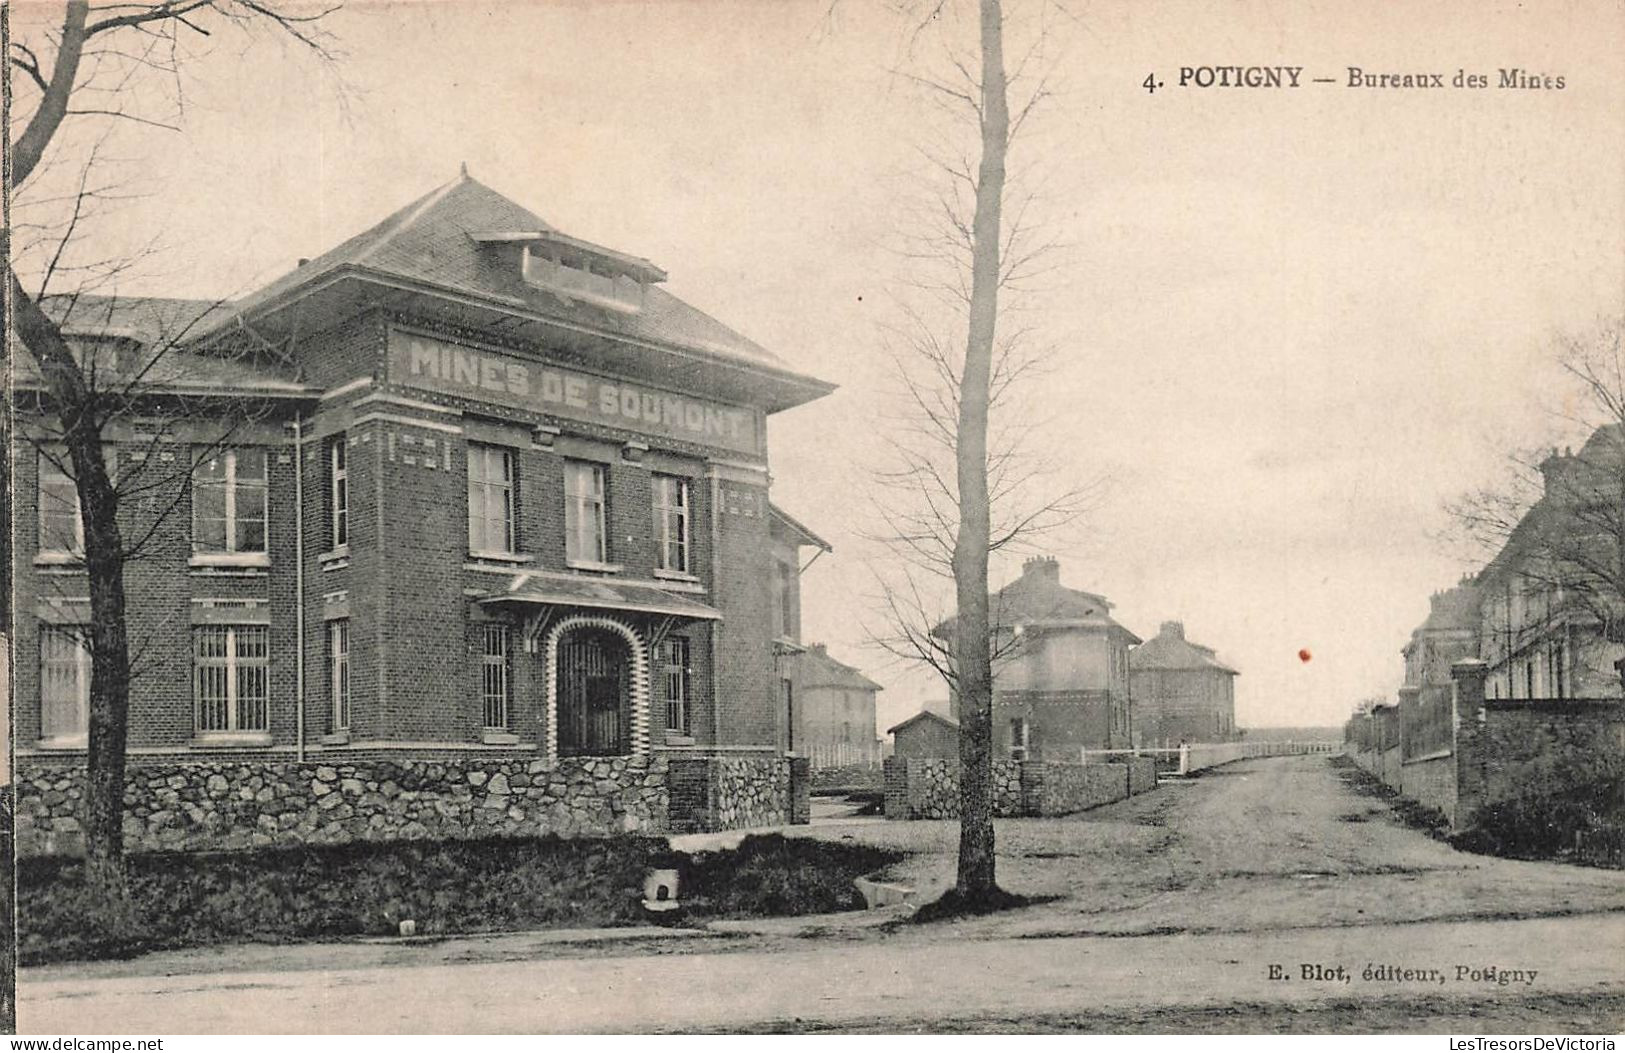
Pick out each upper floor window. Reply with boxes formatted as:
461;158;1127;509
38;449;83;554
194;448;268;555
329;437;349;549
467;443;516;555
565;460;607;565
40;626;90;739
194;624;269;734
774;558;797;641
652;474;690;574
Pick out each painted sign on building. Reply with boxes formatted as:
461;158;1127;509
388;330;760;456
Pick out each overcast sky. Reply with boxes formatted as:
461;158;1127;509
14;0;1624;735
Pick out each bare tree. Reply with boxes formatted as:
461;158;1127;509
1447;319;1625;693
863;0;1090;909
6;0;340;926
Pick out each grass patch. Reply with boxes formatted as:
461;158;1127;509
19;832;903;966
1331;757;1449;837
677;834;900;919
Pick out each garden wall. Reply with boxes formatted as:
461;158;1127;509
883;758;1022;819
1457;700;1625;826
666;753;801;834
1400;751;1458;824
1023;761;1128;815
16;751;807;857
882;757;1155;820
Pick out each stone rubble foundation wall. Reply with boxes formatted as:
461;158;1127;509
16;751;808;858
664;753;801;835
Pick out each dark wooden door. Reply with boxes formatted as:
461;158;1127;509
557;629;627;756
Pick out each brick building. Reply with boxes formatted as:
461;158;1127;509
779;643;882;767
934;556;1139;761
1127;620;1239;747
11;172;834;848
888;709;959;760
1478;428;1625;702
1398;583;1480;761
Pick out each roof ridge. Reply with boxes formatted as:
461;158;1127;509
350;172;469;268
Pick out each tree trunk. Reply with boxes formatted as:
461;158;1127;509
953;0;1009;900
10;277;136;928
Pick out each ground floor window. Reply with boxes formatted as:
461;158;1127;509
1010;716;1030;761
40;626;90;738
194;625;269;733
482;624;511;729
661;636;691;735
329;620;350;731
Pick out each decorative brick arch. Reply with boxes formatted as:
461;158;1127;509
542;614;650;760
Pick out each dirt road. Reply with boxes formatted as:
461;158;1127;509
19;755;1625;1033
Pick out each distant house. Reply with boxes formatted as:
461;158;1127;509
888;710;959;759
780;644;883;768
1400;583;1480;760
934;556;1140;760
1128;621;1239;746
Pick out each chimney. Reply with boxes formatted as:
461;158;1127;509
296;258;310;268
1022;555;1060;583
1538;448;1577;498
810;643;827;656
1161;620;1185;640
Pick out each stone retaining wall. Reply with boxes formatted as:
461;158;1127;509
16;755;669;857
883;757;1155;820
665;753;799;834
882;758;1022;819
16;750;809;857
1022;761;1129;816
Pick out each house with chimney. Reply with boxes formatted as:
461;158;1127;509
1345;423;1625;833
1478;428;1625;701
1128;621;1239;746
933;556;1140;761
779;643;883;768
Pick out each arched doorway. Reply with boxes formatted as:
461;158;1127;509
555;625;631;756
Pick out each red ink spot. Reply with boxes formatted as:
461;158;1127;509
1298;648;1313;663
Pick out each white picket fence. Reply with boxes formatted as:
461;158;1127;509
804;742;883;770
1080;739;1341;776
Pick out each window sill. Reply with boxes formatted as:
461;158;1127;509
190;732;273;749
468;551;534;565
664;733;696;747
566;559;623;574
481;730;520;746
36;735;88;750
652;568;700;584
318;546;350;570
189;553;271;571
33;551;85;569
321;730;351;746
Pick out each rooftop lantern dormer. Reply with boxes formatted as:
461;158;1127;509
470;228;667;316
